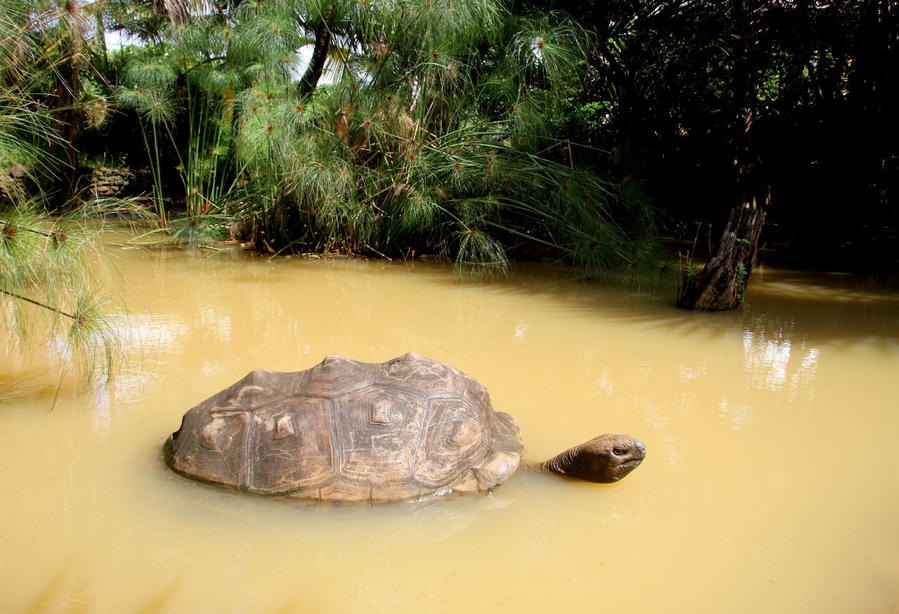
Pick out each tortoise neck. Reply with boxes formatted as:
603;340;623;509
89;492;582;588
541;445;579;476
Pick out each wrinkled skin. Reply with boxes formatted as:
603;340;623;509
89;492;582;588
541;434;646;483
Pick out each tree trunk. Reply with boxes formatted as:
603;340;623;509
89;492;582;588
297;22;331;99
677;0;768;311
49;50;82;208
676;204;766;310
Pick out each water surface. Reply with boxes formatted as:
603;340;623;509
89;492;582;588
1;241;897;613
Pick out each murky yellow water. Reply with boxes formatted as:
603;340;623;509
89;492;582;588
1;239;897;614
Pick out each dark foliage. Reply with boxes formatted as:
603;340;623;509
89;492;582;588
520;0;899;271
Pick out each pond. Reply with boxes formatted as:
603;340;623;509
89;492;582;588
1;238;897;613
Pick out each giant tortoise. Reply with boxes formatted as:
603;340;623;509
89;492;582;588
164;353;645;503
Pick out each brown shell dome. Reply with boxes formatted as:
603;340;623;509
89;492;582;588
165;354;523;503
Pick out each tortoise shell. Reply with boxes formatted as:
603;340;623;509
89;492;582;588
165;354;523;502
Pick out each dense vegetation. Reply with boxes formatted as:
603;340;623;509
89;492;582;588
526;0;897;307
83;0;656;274
1;0;896;372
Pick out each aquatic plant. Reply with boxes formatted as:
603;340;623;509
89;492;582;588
0;0;121;384
107;0;653;273
224;1;653;274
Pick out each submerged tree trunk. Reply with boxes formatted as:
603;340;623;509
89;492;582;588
676;204;766;310
297;22;332;99
677;0;767;311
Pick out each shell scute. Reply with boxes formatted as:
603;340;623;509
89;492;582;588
460;377;493;419
169;410;249;487
245;398;335;494
414;398;488;487
333;385;426;486
295;355;370;398
379;352;467;396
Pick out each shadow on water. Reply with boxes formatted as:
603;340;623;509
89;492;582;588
0;372;54;406
397;259;899;346
159;464;517;542
20;561;71;614
0;368;112;408
400;265;899;349
117;237;899;348
137;579;181;614
111;240;899;356
270;596;313;614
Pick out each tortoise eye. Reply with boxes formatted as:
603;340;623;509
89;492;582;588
612;446;628;456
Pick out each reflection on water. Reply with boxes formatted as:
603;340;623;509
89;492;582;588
741;326;823;410
0;245;897;614
743;329;794;390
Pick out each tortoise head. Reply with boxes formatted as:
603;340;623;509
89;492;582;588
542;434;645;483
